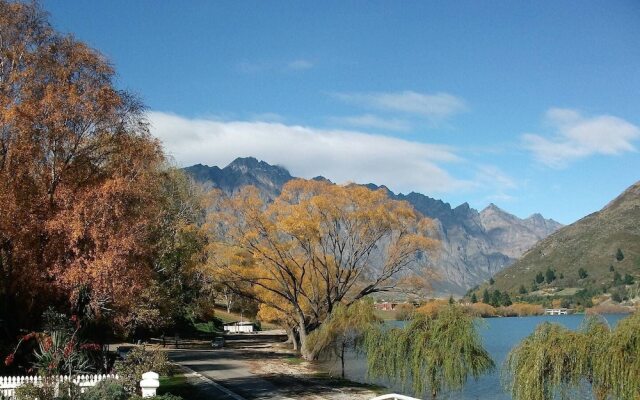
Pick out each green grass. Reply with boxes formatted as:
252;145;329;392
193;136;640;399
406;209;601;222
192;322;219;334
211;305;281;330
284;356;305;365
374;309;399;321
158;374;207;400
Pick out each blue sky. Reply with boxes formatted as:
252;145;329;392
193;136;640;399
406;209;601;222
43;1;640;224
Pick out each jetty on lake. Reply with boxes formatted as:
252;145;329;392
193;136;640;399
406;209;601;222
544;308;571;315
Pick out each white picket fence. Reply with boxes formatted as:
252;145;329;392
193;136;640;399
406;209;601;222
0;372;159;399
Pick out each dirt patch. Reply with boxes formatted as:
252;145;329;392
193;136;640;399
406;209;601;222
247;354;381;400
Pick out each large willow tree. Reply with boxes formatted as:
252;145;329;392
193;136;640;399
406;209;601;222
206;179;438;359
363;305;494;399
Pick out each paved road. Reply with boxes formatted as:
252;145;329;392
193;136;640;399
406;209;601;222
168;347;296;400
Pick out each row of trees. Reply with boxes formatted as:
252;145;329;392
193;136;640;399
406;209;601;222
312;299;640;400
0;0;211;359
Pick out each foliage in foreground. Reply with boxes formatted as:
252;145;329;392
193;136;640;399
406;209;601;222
363;305;494;399
13;379;182;400
505;312;640;400
114;348;171;394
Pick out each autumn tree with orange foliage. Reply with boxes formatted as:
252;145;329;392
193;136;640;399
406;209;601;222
206;179;438;359
0;1;207;344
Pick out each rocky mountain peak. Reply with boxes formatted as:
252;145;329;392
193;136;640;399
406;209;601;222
183;158;561;294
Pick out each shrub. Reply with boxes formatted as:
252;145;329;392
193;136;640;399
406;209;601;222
15;383;52;400
504;303;544;317
464;302;496;317
14;380;78;400
394;303;415;321
416;299;448;317
114;348;170;394
80;380;128;400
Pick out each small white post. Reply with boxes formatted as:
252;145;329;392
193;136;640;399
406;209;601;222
139;371;160;398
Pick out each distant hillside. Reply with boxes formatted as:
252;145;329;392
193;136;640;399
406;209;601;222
185;157;562;294
488;181;640;295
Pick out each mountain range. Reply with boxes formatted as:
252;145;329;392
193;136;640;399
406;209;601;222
184;157;563;294
488;181;640;295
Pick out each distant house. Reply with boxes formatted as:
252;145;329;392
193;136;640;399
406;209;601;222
223;321;256;333
374;302;397;311
544;308;570;315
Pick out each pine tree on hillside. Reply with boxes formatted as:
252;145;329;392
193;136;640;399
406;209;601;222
482;288;490;304
545;268;556;284
578;268;588;279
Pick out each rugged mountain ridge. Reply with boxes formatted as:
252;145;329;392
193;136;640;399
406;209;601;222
489;181;640;294
185;157;562;294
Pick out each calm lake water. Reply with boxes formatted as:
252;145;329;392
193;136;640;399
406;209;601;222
318;314;627;400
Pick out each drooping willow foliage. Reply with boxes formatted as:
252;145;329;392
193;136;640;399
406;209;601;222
592;312;640;400
505;313;640;400
363;305;494;399
503;321;596;400
305;299;381;377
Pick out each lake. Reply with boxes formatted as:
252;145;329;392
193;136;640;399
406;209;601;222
318;314;627;400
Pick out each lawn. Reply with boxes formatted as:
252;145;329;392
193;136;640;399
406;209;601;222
158;374;207;400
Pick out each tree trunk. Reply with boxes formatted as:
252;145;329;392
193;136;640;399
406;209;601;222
286;328;298;351
298;317;320;360
341;342;346;378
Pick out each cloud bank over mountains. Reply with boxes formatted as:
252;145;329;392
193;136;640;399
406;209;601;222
149;111;479;195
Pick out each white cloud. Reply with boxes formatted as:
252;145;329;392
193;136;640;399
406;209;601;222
333;90;467;120
523;108;640;168
328;114;412;132
148;111;472;194
474;165;517;190
287;59;314;70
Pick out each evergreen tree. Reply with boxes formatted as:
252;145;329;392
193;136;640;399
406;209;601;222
623;274;635;285
470;293;478;303
609;265;615;272
578;268;588;279
482;288;490;304
491;290;502;307
501;292;513;307
489;278;495;285
613;271;622;285
545;268;556;284
616;248;624;262
535;272;545;284
518;285;527;295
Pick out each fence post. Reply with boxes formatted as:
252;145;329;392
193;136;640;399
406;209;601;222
140;371;160;398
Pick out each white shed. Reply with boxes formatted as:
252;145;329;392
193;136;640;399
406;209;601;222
223;321;255;333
